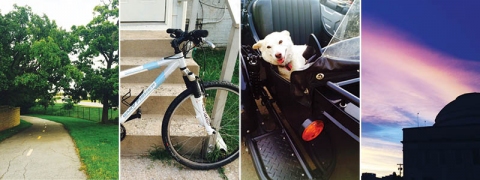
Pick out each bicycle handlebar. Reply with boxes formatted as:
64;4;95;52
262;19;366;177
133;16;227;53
167;29;209;54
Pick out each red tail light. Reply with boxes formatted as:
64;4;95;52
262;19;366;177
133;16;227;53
302;120;324;141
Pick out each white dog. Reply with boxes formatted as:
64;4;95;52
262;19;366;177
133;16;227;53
252;30;306;80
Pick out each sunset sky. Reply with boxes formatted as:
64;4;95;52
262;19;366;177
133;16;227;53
361;0;480;177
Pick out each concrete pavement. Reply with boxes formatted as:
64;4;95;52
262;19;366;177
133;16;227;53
0;116;86;179
121;155;239;180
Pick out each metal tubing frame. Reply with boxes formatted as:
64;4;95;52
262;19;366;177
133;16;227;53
326;78;359;106
120;53;186;123
120;48;229;154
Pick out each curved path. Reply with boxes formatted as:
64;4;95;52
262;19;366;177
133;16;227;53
0;116;86;179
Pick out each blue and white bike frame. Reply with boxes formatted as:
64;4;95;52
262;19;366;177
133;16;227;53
119;53;216;135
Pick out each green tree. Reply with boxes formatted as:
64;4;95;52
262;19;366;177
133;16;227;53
0;5;80;111
71;0;119;123
37;93;55;113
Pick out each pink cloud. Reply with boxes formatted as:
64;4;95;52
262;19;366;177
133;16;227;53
361;18;480;177
361;19;480;125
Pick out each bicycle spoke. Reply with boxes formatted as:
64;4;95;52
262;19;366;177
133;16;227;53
163;82;239;169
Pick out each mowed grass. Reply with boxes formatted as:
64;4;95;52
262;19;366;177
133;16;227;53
193;48;239;84
0;120;33;142
28;103;118;122
30;115;118;179
194;48;240;152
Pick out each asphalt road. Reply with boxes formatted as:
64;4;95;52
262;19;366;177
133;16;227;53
0;116;86;179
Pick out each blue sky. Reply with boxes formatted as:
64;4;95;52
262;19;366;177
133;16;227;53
362;0;480;176
363;0;480;61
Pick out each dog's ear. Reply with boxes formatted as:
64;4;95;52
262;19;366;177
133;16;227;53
281;30;290;36
252;40;263;49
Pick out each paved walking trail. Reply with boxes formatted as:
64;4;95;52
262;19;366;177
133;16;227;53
0;116;86;179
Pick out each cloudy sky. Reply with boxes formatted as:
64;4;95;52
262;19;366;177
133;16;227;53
0;0;104;30
362;0;480;177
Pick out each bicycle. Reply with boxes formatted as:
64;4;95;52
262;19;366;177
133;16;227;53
120;29;239;170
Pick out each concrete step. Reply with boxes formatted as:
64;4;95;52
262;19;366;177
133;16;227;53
120;57;199;84
120;30;203;156
120;30;174;57
121;114;207;155
123;114;203;136
120;83;194;115
121;113;163;155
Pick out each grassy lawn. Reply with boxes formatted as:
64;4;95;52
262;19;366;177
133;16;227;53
0;120;33;142
28;103;118;122
30;115;118;179
193;48;239;84
195;48;240;151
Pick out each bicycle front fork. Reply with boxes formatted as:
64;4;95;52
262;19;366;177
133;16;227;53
190;95;228;153
182;68;228;152
190;95;216;135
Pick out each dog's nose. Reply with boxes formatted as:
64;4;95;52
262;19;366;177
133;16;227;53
275;53;282;59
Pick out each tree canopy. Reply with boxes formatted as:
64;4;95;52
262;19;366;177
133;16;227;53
69;0;119;123
0;1;119;124
0;5;81;110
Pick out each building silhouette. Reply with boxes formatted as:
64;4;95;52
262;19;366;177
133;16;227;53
402;93;480;180
361;172;402;180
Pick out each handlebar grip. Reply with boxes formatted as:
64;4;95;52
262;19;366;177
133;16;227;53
190;30;208;38
168;29;208;54
166;28;180;34
167;29;184;38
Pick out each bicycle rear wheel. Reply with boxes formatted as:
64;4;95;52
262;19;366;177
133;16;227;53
162;81;239;169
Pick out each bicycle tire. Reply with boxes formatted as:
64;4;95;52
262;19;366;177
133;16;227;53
162;81;239;170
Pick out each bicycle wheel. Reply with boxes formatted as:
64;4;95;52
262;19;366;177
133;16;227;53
162;81;239;169
120;124;126;141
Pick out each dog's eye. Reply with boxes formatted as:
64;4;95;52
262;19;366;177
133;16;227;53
267;46;271;49
279;40;283;44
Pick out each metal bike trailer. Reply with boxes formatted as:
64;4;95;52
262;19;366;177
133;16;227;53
243;58;359;179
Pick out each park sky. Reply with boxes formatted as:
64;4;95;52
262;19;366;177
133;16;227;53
361;0;480;176
0;0;100;29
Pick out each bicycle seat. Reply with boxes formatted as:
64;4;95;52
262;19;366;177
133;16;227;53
250;0;324;45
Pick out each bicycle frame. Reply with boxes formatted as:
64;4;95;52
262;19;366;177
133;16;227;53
119;53;216;135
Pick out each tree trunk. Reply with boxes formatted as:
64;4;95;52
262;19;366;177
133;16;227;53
101;94;109;124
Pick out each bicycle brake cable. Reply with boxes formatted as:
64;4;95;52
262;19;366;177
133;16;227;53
182;40;208;79
201;44;207;78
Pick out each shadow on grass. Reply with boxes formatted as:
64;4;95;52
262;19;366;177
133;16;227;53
29;114;119;180
0;120;33;142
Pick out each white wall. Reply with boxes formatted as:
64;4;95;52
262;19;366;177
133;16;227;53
186;0;232;47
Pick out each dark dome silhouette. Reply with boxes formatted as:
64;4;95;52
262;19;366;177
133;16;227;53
434;92;480;126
